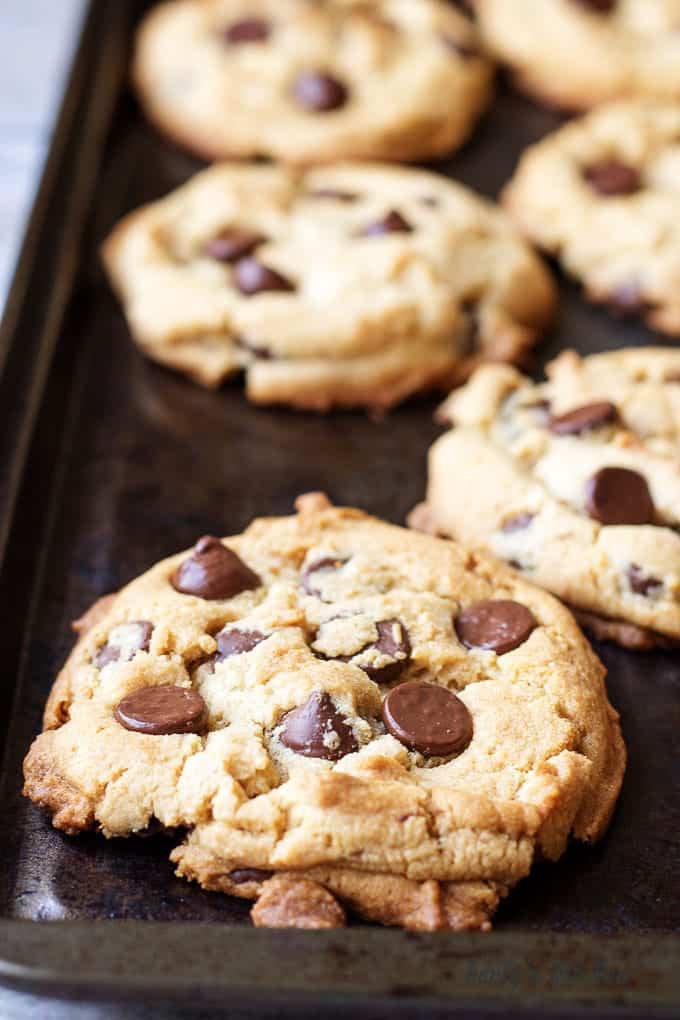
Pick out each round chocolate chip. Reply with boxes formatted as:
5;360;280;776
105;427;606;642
627;564;663;596
292;72;348;112
224;18;271;43
95;620;153;669
114;685;208;735
585;467;655;525
361;210;413;237
307;188;359;202
205;230;267;263
234;257;296;296
382;681;472;757
571;0;616;11
455;600;536;654
549;401;617;436
301;557;349;597
228;868;273;884
216;627;267;660
501;512;535;534
172;536;261;600
279;691;358;761
583;161;640;197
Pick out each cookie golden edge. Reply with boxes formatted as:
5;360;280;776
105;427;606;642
23;494;625;931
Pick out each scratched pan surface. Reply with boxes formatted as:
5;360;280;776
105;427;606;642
0;0;677;1013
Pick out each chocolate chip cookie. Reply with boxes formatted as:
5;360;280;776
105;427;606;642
473;0;680;110
102;162;556;410
23;493;624;931
132;0;493;164
414;351;680;649
503;101;680;335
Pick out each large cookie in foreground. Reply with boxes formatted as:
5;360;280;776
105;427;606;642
23;494;624;931
415;350;680;650
503;102;680;337
102;162;555;410
473;0;680;111
132;0;493;164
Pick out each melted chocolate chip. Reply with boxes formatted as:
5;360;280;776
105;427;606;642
549;401;617;436
501;513;535;534
224;18;271;43
114;685;208;735
361;210;413;237
292;72;348;112
234;257;296;296
216;627;267;660
228;868;273;884
382;681;472;757
584;161;640;196
627;564;663;596
279;691;358;760
205;230;266;263
95;621;153;669
172;536;261;600
307;188;359;202
301;557;349;597
455;600;536;654
585;467;655;525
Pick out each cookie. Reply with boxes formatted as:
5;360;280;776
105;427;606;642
415;350;680;648
132;0;493;164
503;101;680;336
23;493;624;932
473;0;680;110
102;162;556;410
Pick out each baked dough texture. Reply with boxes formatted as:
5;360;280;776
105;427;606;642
418;349;680;648
503;101;680;336
23;494;624;931
474;0;680;111
102;162;555;410
132;0;493;164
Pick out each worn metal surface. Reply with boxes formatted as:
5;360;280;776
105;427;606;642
0;0;677;1012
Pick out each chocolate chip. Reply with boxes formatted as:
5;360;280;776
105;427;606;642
292;72;348;112
440;33;478;58
224;18;271;44
172;536;261;600
228;868;273;884
318;618;412;684
455;600;536;654
451;0;475;13
301;557;349;597
361;210;413;237
583;161;640;196
234;258;296;296
549;401;617;436
279;691;358;760
382;681;472;757
114;685;208;735
95;621;153;668
585;467;655;525
205;230;266;263
501;513;535;534
234;335;273;360
627;564;663;596
216;627;267;660
571;0;616;12
307;188;358;202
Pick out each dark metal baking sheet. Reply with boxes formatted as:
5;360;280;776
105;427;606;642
0;0;678;1012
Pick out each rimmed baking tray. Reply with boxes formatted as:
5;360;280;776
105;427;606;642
0;1;677;1013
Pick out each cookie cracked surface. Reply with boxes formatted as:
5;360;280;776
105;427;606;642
132;0;493;164
503;102;680;336
419;349;680;648
23;494;624;931
473;0;680;111
102;162;555;410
